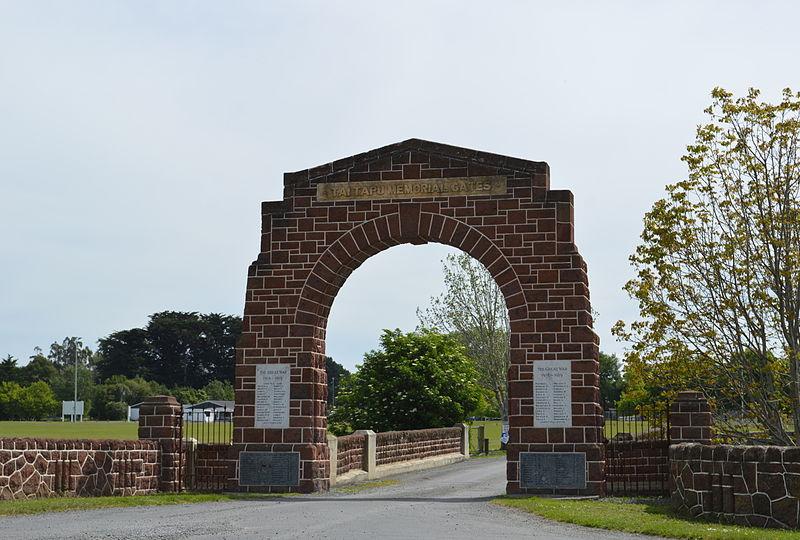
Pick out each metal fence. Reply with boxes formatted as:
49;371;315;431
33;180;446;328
181;403;233;492
604;402;671;497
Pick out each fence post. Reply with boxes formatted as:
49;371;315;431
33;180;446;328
327;433;338;486
355;430;376;479
455;423;470;458
669;391;713;444
138;395;183;492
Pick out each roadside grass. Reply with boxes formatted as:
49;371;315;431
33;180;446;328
493;496;800;540
0;492;293;517
332;479;399;494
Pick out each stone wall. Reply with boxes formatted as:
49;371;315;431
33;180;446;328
375;427;461;466
671;443;800;529
0;438;159;500
336;434;364;476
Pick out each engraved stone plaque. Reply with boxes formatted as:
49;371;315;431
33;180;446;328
317;176;507;201
239;451;300;486
533;360;572;428
519;452;586;489
255;364;290;428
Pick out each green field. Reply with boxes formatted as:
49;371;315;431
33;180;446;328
468;420;504;453
0;421;139;440
0;421;232;444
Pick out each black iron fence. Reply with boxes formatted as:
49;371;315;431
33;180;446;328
604;402;671;497
182;403;233;492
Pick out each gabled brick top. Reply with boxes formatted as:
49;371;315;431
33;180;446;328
282;138;550;189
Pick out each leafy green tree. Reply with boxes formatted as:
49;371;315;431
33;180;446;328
599;352;626;408
331;329;482;432
23;351;58;385
614;87;800;444
96;312;241;388
170;386;207;406
202;379;234;401
48;337;94;372
50;363;95;417
0;355;22;384
418;252;509;419
325;357;350;407
18;381;58;420
0;381;23;420
96;329;153;381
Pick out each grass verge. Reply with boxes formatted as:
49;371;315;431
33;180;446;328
0;492;291;517
332;479;399;494
493;497;800;540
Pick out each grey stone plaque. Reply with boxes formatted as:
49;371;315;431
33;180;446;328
255;364;290;428
533;360;572;428
519;452;586;489
239;451;300;486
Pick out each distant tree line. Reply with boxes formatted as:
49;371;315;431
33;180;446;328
2;311;351;422
0;312;239;421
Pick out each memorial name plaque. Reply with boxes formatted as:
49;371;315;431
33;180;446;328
239;451;300;486
255;364;290;428
317;176;507;201
519;452;586;489
533;360;572;428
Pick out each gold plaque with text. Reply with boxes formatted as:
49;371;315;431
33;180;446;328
316;175;507;201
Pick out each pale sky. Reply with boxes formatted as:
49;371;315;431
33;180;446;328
2;1;799;373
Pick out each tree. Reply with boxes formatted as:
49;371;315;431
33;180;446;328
325;356;350;407
417;252;509;419
17;381;58;420
599;352;626;408
96;328;153;381
0;381;57;420
614;87;800;444
331;329;482;433
203;379;235;401
0;355;21;384
23;351;58;385
0;381;23;420
48;337;93;372
96;312;241;388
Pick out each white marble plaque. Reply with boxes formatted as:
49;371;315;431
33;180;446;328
255;364;291;428
533;360;572;428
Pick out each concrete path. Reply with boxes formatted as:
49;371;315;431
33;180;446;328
1;457;662;539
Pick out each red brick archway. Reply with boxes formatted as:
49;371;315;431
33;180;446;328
233;139;603;495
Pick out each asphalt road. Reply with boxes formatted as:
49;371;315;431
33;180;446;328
1;457;661;540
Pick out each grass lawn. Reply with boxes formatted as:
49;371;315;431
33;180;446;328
0;421;139;440
468;420;504;453
494;496;800;540
0;421;231;444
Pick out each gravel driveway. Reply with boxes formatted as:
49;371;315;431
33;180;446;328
0;457;663;539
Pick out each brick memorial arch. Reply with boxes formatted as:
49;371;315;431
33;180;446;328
233;139;604;495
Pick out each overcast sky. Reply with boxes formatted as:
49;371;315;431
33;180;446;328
2;1;799;373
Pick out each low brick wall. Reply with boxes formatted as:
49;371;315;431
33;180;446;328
187;443;233;492
375;427;461;466
336;434;365;476
671;443;800;529
606;440;670;495
0;438;160;500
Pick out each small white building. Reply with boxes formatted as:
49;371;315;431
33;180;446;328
183;400;234;423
